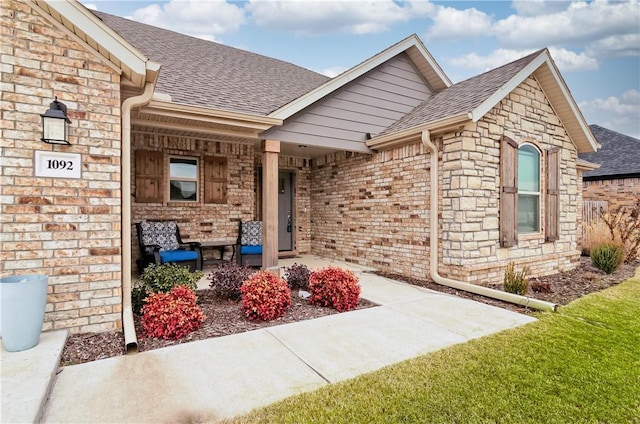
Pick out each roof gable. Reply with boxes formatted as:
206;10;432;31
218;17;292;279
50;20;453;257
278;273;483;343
269;34;451;120
369;49;598;154
580;125;640;179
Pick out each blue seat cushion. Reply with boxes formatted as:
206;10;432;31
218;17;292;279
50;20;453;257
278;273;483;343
240;245;262;255
159;249;198;263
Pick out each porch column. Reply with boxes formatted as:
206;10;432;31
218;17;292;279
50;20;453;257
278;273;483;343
261;139;280;273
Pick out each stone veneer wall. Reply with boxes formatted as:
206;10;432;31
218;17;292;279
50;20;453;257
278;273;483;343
583;178;640;211
131;134;314;266
310;145;431;278
1;0;123;333
439;76;581;285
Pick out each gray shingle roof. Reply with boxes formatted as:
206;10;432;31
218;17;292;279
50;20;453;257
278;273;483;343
92;11;329;116
379;50;543;136
579;125;640;179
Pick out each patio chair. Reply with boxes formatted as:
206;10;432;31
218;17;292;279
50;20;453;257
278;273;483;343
236;220;262;267
135;220;202;272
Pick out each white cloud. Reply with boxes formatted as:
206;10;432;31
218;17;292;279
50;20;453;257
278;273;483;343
547;47;598;71
448;49;534;72
80;2;97;11
510;0;573;17
586;33;640;58
246;0;433;35
579;89;640;139
129;0;246;41
319;66;348;78
426;5;493;40
447;47;597;74
493;1;640;51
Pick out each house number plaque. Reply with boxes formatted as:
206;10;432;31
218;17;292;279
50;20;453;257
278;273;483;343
34;151;81;179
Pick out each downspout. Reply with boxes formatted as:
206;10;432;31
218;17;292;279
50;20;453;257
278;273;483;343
122;82;155;352
421;130;557;312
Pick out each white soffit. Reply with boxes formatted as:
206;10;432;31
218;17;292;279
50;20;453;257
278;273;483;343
269;34;452;120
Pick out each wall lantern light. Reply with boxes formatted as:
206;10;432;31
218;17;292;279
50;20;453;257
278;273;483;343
41;97;72;145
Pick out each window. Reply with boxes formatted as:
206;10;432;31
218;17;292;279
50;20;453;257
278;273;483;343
169;157;198;202
135;151;228;204
517;144;540;233
500;136;559;247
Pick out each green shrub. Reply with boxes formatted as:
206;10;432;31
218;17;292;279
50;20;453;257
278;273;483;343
503;262;529;295
241;271;291;321
133;263;203;314
284;263;311;290
208;262;256;300
590;242;624;274
309;266;361;312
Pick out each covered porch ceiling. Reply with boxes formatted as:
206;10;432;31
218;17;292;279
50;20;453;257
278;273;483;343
131;102;366;159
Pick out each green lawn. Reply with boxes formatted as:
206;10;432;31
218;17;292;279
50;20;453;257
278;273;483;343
230;269;640;424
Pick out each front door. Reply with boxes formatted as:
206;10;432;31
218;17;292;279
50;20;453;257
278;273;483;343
278;171;294;251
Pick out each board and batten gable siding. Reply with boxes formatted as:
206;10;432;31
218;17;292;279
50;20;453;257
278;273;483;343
263;53;432;148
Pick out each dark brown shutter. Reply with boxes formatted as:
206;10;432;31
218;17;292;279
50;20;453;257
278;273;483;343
135;151;163;203
500;136;518;247
545;147;560;242
204;156;227;204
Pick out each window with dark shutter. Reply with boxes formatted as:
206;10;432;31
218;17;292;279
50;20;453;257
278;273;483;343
204;156;227;204
545;147;560;241
500;136;519;247
135;151;163;203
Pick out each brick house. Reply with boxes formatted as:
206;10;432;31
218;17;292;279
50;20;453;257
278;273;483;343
580;125;640;211
2;0;598;337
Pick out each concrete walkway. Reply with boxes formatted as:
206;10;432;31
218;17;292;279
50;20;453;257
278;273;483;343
4;256;536;423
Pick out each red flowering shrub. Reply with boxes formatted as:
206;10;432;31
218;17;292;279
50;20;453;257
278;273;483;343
240;271;291;321
309;266;361;312
141;285;206;340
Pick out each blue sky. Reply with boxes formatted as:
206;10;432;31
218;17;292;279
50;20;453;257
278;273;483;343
83;0;640;139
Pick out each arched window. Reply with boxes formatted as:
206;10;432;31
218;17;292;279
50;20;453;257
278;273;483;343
517;144;540;233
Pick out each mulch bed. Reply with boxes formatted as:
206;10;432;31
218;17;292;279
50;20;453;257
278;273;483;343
60;289;375;366
60;257;637;367
377;256;638;314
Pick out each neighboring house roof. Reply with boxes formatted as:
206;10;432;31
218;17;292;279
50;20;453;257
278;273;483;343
91;11;330;116
580;125;640;180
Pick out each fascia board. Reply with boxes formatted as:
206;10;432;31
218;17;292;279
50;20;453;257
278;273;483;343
470;50;598;154
366;113;470;150
270;35;450;120
41;0;148;78
470;53;548;123
576;158;600;171
540;57;599;153
144;99;282;130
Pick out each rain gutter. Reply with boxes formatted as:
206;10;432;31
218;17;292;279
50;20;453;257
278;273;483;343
122;82;155;352
421;129;558;312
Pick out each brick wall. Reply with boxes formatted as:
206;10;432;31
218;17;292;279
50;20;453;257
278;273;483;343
1;0;123;333
310;145;431;278
131;134;313;267
308;76;583;285
583;178;640;210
